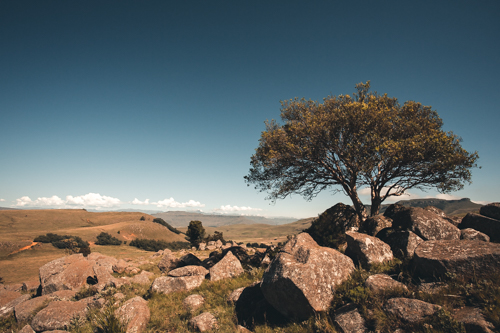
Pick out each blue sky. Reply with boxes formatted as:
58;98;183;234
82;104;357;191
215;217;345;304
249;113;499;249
1;1;499;218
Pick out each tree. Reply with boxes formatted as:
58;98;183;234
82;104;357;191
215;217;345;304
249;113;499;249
186;220;206;246
245;82;479;221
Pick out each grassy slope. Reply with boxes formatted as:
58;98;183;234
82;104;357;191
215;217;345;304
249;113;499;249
0;209;187;283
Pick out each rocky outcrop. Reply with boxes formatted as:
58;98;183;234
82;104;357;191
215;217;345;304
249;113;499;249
189;312;218;332
384;298;441;324
461;228;490;242
150;275;205;295
168;265;208;278
424;206;461;226
377;230;424;259
0;293;31;319
18;325;35;333
479;203;500;220
453;307;495;333
209;251;244;281
15;295;52;322
260;233;355;320
183;294;204;313
115;296;150;333
345;231;393;268
333;303;368;333
364;274;408;294
413;240;500;281
157;253;180;273
460;213;500;243
31;300;89;332
392;207;460;241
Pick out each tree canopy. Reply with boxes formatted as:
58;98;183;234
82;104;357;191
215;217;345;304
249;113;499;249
186;220;206;246
245;82;479;220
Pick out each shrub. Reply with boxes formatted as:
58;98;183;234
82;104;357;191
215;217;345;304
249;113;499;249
95;232;122;245
186;220;206;246
204;231;226;244
152;218;182;234
129;238;190;252
140;216;146;221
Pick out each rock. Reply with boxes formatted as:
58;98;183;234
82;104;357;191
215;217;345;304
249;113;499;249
202;246;251;269
157;253;180;273
50;290;78;301
150;275;205;294
417;282;447;294
333;303;368;333
183;294;204;312
215;240;223;248
31;300;89;332
0;293;31;319
18;325;35;333
345;231;394;268
461;228;490;242
424;206;461;226
124;266;141;275
479;203;500;220
392;207;461;241
377;230;424;259
15;295;52;322
129;271;154;285
4;283;24;292
179;253;203;267
227;287;245;304
383;204;407;219
22;280;40;293
384;298;441;323
453;307;495;333
209;251;244;281
112;259;129;274
115;296;150;333
359;215;393;236
168;265;208;277
189;312;218;332
260;233;355;320
413;240;500;281
364;274;408;294
460;213;500;243
236;325;253;333
198;243;206;251
39;253;120;295
235;283;285;329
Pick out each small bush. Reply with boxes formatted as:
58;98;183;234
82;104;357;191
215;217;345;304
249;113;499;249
140;216;146;221
35;233;90;254
204;231;226;244
129;238;190;252
95;232;122;246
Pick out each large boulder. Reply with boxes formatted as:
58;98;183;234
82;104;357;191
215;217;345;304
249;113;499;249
424;206;461;226
453;307;495;333
157;253;180;273
15;295;53;322
189;312;218;332
168;265;208;278
115;296;150;333
209;251;244;281
413;240;500;281
304;203;360;249
260;233;355;320
377;230;424;259
461;228;490;242
364;274;408;294
392;207;460;241
31;300;89;332
460;213;500;243
345;231;393;268
384;298;441;324
479;203;500;220
0;293;31;319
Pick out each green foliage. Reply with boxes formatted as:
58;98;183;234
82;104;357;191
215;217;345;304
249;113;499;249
152;217;182;234
129;238;190;252
245;81;479;219
73;285;99;301
205;230;226;244
90;305;126;333
186;220;206;246
246;242;268;248
34;232;90;253
140;215;146;221
95;232;122;246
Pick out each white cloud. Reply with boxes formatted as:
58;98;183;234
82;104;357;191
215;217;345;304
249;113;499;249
0;199;5;202
213;205;263;213
132;198;150;205
66;193;121;208
15;193;121;209
358;185;419;202
153;197;205;208
471;200;490;205
434;193;462;201
15;195;65;207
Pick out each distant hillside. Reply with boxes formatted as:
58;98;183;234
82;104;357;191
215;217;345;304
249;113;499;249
153;211;298;227
0;207;16;210
368;198;482;216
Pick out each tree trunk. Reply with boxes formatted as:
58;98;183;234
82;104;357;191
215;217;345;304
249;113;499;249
347;191;368;222
370;195;382;217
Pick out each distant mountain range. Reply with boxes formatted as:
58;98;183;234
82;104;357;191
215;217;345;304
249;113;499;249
153;211;298;227
372;198;482;216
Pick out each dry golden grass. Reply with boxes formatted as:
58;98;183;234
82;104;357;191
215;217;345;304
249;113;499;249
0;209;187;284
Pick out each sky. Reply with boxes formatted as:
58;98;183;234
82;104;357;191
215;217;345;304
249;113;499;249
1;1;499;219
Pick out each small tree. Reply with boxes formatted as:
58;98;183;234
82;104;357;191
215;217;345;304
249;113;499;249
245;82;479;221
186;220;206;246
